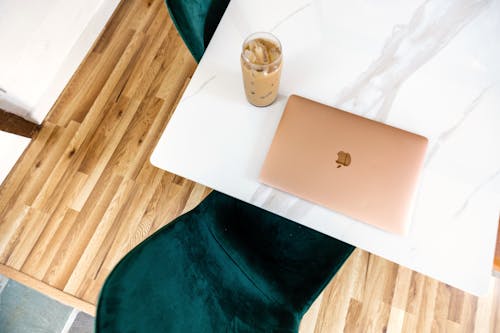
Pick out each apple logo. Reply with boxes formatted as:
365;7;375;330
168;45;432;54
336;151;351;168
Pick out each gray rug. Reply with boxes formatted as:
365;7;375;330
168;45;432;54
0;274;94;333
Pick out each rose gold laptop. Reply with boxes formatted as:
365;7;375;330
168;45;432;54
259;95;428;235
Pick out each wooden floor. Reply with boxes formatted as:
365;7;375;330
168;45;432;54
0;1;498;332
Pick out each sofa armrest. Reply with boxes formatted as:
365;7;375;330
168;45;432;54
0;108;40;138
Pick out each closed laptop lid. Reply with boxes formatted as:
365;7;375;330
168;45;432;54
259;95;428;235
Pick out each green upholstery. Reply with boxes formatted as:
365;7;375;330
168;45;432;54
96;191;354;332
165;0;230;62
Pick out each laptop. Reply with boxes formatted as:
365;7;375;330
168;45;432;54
259;95;428;235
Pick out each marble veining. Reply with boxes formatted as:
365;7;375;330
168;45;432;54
269;2;312;33
181;75;217;102
425;84;493;166
454;168;500;218
335;0;492;122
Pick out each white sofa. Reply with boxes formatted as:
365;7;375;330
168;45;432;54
0;0;120;124
0;131;30;185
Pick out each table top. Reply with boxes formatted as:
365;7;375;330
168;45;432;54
151;0;500;295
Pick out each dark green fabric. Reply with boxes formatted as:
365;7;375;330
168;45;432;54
96;191;354;332
165;0;230;62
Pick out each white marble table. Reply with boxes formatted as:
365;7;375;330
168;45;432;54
151;0;500;295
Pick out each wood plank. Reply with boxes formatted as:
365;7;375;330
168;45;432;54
97;170;163;275
23;209;80;280
20;173;88;277
63;178;136;295
313;250;367;333
386;306;405;333
492;280;500;333
92;0;137;54
391;265;413;310
0;123;55;214
473;278;495;333
434;282;452;324
49;28;135;126
5;208;49;270
415;278;439;333
461;292;478;332
42;175;124;289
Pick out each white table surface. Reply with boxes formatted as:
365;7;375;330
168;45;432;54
151;0;500;296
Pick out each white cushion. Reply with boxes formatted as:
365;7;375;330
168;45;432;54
0;131;30;185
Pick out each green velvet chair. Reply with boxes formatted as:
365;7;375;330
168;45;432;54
96;191;354;332
165;0;231;62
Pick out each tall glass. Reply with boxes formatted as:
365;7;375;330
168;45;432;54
240;32;282;107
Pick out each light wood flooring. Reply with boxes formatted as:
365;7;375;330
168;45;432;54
0;1;498;332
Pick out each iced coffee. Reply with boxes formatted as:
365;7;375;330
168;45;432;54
241;32;282;107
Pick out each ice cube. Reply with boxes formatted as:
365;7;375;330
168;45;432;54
253;40;269;64
244;49;256;63
268;47;280;62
